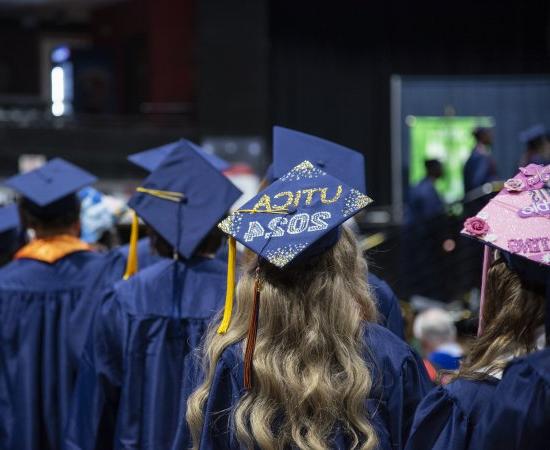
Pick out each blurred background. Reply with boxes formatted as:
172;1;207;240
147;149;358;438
0;0;549;325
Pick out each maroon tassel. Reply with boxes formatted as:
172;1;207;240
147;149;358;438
244;267;261;390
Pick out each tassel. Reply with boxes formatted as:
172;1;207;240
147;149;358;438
244;267;261;390
123;210;139;280
477;246;491;336
217;236;237;334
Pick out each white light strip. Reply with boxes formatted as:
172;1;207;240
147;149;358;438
51;66;65;117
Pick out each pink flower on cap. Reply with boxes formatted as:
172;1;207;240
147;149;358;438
504;177;525;193
464;216;490;237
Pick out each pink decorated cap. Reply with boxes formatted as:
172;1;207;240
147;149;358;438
461;163;550;268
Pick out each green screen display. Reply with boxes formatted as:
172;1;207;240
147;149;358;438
408;116;494;203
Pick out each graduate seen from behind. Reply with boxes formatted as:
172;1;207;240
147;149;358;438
185;161;432;450
65;143;242;449
0;159;110;450
405;163;549;450
474;164;550;450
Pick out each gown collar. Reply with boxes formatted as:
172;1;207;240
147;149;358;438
15;234;91;264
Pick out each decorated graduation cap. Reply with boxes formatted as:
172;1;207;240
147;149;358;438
461;163;550;341
128;139;230;173
217;160;373;388
123;141;242;278
272;126;366;193
4;158;97;219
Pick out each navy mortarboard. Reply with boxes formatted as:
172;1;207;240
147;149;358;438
128;139;230;173
217;160;372;387
127;140;242;261
4;158;97;220
5;157;96;207
272;126;366;193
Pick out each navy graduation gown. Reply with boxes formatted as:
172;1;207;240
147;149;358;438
66;256;227;450
0;250;112;450
476;349;550;450
463;149;497;194
406;178;444;224
368;273;405;339
179;323;432;450
405;377;499;450
115;237;161;272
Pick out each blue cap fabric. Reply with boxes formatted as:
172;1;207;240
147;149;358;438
0;204;20;234
128;141;242;259
128;139;230;173
218;160;373;268
272;126;366;193
4;158;97;207
519;124;547;144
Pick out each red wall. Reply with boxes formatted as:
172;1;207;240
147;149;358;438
92;0;195;111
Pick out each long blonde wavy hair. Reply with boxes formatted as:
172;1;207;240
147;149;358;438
458;258;545;380
187;227;380;450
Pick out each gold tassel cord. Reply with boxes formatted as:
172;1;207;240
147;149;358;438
216;206;289;333
236;207;289;215
136;187;185;203
123;209;139;280
217;236;237;334
123;187;185;280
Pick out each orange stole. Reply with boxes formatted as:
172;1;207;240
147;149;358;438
15;235;91;264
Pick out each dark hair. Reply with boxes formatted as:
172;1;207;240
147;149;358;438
148;225;224;259
19;194;80;230
424;159;441;172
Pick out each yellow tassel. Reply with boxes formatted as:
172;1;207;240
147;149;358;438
217;236;237;334
123;210;139;280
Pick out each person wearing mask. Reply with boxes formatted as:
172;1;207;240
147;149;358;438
413;308;464;380
406;164;549;450
269;126;405;338
65;143;242;449
463;126;497;195
184;160;432;450
0;159;112;450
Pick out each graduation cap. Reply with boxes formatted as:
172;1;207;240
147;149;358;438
4;158;97;219
519;124;547;145
123;141;242;278
272;126;367;193
461;163;550;341
216;160;373;388
0;204;22;253
128;139;230;173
